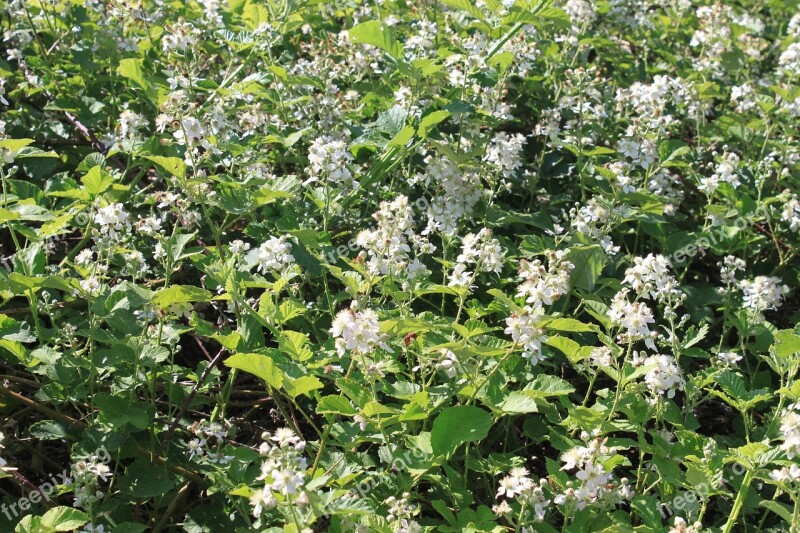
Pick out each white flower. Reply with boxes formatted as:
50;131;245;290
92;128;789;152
80;277;102;297
642;354;684;398
769;465;800;483
230;240;251;255
330;304;390;357
118;110;148;138
623;254;682;302
271;428;301;448
75;249;94;266
187;438;206;459
780;191;800;232
496;467;533;498
270;468;305;495
719;255;745;285
739;275;789;316
447;263;472;288
779;42;800;77
436;349;460;379
505;307;548;365
698;151;741;194
173;117;205;145
357;195;429;279
136;216;163;236
608;290;656;349
253;235;295;274
94;203;131;240
669;516;703;533
516;252;573;309
305;134;355;187
780;406;800;459
249;488;277;517
456;229;504;274
716;352;742;366
153;242;167;261
484;132;526;177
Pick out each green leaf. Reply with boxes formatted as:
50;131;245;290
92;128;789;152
418;111;451;139
120;460;174;498
317;395;357;416
95;394;152;429
440;0;487;21
631;495;663;530
544;336;581;360
29;420;70;441
567;406;604;432
774;330;800;358
151;285;213;308
526;375;576;397
759;500;794;524
0;138;35;152
224;352;284;389
41;507;89;531
284;375;323;398
377;106;407;135
81;166;114;196
388;125;415;147
243;3;269;30
718;371;747;401
348;21;405;61
279;330;313;361
543;317;595;332
0;207;20;224
500;391;539;413
567;245;606;292
430;406;492;456
143;155;186;179
487;288;525;314
117;58;147;89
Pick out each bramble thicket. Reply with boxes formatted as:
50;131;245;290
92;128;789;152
3;0;800;532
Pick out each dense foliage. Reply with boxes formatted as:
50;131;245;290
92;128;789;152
3;0;800;531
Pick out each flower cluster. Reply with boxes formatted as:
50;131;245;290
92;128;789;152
249;429;309;518
305;134;356;188
251;235;296;275
505;308;548;365
608;290;657;350
623;254;682;303
385;493;423;533
356;195;432;281
516;251;573;310
554;433;634;513
739;275;789;317
70;455;112;510
780;404;800;460
495;467;551;523
93;203;131;243
330;302;390;358
637;353;685;399
448;228;503;287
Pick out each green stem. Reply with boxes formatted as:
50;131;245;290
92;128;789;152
722;469;753;533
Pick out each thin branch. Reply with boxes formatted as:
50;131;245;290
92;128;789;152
160;347;227;454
